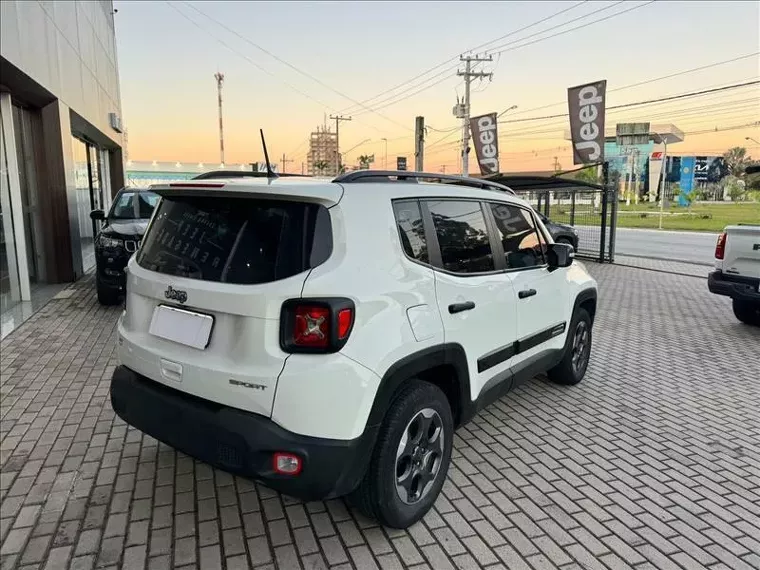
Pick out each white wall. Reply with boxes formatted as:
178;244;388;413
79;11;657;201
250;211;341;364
0;0;123;147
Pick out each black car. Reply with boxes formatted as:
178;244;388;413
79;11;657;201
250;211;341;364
90;188;160;305
536;211;579;250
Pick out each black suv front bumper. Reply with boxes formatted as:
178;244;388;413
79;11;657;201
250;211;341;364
95;246;133;292
110;366;375;500
708;271;760;303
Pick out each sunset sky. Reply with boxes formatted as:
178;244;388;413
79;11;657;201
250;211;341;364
114;0;760;173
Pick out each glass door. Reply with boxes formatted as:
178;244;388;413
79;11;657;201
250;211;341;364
72;136;95;272
0;105;22;313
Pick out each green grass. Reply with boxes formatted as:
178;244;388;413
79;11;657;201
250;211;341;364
548;202;760;232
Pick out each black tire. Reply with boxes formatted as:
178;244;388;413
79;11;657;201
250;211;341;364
732;299;760;326
97;280;121;306
350;380;453;529
547;307;592;386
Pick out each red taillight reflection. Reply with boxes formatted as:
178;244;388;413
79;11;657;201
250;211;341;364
293;306;330;347
337;309;353;339
715;232;727;260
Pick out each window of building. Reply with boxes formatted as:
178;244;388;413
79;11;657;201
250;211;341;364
427;200;494;274
392;200;428;264
488;202;546;269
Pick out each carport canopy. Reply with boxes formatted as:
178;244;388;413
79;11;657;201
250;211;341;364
483;173;604;192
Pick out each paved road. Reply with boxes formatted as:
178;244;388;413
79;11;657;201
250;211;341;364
1;267;759;570
613;228;718;265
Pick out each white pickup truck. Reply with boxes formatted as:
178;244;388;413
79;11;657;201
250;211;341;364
708;223;760;326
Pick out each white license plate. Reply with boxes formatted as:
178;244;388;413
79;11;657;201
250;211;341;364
149;305;214;350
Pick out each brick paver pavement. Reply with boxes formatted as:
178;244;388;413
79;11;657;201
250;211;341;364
1;263;759;570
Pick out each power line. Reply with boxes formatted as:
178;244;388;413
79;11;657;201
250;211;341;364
505;52;760;120
179;1;414;132
348;2;628;117
495;80;759;125
465;1;592;55
488;1;655;56
340;1;591;115
165;1;395;137
351;2;654;118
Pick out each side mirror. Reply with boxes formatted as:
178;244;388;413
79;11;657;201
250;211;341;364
90;209;105;221
547;242;574;269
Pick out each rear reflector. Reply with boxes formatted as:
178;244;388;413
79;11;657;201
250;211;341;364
337;308;354;339
273;452;302;475
715;232;727;260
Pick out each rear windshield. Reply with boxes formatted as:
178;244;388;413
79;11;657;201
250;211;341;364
110;191;160;220
136;196;332;284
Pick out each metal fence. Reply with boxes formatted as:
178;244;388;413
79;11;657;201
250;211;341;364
510;184;617;263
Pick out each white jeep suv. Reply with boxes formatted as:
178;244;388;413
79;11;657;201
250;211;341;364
111;170;598;528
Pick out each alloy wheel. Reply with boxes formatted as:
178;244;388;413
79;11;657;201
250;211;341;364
571;320;590;375
395;408;445;504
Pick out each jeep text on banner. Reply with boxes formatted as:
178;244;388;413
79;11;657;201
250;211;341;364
469;113;500;175
567;80;607;165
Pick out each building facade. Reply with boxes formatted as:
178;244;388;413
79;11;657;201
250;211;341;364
307;126;338;177
0;0;125;324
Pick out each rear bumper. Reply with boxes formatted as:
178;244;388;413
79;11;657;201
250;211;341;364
708;271;760;303
110;365;375;500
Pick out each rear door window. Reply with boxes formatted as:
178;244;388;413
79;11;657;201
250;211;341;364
393;200;429;263
137;196;331;284
426;200;495;273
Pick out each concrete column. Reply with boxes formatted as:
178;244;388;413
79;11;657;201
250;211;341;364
109;147;125;195
40;99;80;282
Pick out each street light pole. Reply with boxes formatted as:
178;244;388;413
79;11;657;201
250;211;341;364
746;136;760;145
658;138;668;230
381;138;388;169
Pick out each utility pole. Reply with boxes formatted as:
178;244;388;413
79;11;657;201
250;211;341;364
381;138;388;169
414;116;425;171
553;156;560;172
329;114;351;175
281;153;293;174
441;165;447;174
301;162;305;175
457;55;492;176
214;72;225;165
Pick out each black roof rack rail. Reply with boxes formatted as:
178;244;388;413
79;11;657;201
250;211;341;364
192;170;309;180
332;170;515;195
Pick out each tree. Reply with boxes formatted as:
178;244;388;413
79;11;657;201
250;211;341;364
723;175;746;202
358;155;372;170
314;161;328;175
722;147;753;178
573;166;599;185
679;187;698;210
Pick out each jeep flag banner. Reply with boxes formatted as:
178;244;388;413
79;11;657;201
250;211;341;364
469;113;500;175
567;80;607;165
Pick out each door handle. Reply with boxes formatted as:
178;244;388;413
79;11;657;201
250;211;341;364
448;301;475;314
518;289;537;299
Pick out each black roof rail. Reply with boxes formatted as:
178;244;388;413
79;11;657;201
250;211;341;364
332;170;515;195
192;170;309;180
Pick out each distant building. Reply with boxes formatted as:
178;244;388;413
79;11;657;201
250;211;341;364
307;126;338;177
125;160;277;187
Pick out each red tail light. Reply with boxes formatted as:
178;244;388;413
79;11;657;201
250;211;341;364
280;298;355;353
715;232;727;260
293;306;330;348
